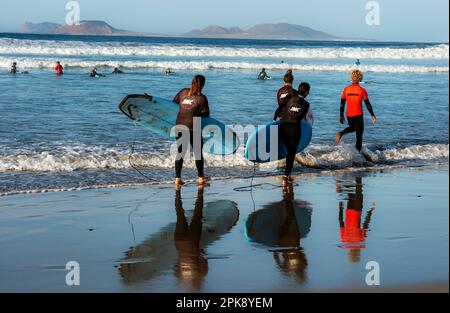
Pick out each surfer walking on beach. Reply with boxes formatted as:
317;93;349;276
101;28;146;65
173;75;210;187
277;82;311;186
54;61;63;75
335;69;376;152
274;69;297;120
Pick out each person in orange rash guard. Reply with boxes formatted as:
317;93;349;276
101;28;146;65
55;61;64;75
338;177;375;263
335;69;376;151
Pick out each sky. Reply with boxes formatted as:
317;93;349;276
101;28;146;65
1;0;448;42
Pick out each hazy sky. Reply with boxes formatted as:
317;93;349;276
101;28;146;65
1;0;448;42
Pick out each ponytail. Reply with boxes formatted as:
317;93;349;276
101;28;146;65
189;74;206;96
284;69;294;84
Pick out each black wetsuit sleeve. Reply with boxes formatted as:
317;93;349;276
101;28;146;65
296;99;310;122
340;98;346;118
364;99;375;117
199;96;210;118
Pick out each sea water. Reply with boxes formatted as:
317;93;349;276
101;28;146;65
0;34;448;195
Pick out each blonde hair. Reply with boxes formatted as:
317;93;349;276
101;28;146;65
349;69;363;83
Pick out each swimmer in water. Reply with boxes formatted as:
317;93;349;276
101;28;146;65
258;68;271;80
112;67;124;74
10;62;17;74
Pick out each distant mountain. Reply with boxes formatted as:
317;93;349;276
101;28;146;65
19;20;152;36
20;22;62;34
183;23;339;40
185;25;244;37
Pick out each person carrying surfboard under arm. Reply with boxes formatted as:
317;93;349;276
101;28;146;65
274;69;297;121
335;69;376;152
278;82;311;187
173;75;210;187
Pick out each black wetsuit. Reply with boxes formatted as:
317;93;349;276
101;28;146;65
258;71;270;80
274;85;297;120
173;88;210;178
278;95;310;176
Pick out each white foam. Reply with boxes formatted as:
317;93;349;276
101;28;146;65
297;143;449;168
0;38;448;60
0;56;447;73
0;143;447;173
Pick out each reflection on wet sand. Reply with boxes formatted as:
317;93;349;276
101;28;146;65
245;185;312;282
336;177;376;263
119;187;239;290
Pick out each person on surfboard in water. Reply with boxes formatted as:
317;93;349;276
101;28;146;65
277;82;311;187
335;69;376;152
55;61;63;75
173;75;210;187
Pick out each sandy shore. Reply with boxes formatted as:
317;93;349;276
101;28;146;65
0;165;448;293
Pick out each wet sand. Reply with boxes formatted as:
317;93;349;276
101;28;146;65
0;166;448;293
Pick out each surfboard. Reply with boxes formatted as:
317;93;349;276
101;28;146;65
244;110;314;163
119;199;239;284
119;94;240;155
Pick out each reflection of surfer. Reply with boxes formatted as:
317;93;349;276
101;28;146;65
258;68;271;80
174;186;208;290
246;185;311;282
273;185;309;282
277;82;311;186
337;177;376;263
173;75;210;187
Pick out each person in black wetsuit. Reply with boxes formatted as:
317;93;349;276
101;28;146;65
112;67;123;74
274;69;297;120
277;82;311;186
258;68;271;80
173;75;210;187
10;62;17;74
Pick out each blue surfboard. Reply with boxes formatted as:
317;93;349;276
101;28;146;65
245;112;313;163
119;94;239;155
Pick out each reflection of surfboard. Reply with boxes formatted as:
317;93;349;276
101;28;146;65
245;200;312;247
119;200;239;284
245;111;313;163
119;94;239;155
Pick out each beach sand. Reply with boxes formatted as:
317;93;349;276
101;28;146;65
0;166;448;293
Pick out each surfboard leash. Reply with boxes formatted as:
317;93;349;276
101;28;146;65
128;121;159;182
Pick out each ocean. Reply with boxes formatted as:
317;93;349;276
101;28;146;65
0;33;448;196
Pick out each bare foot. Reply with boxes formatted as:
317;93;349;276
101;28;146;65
175;178;185;187
281;175;293;187
198;177;209;186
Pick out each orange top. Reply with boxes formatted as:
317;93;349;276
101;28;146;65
341;83;368;117
340;209;366;248
55;64;63;74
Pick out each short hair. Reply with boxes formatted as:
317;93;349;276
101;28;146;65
350;69;364;83
298;82;310;96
